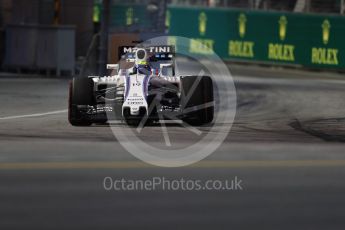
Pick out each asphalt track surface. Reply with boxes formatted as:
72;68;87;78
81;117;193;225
1;63;345;229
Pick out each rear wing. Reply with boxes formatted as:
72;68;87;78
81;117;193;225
118;46;175;62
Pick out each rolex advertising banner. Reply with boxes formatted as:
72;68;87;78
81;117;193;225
167;6;345;69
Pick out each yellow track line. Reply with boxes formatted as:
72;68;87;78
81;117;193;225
0;160;345;170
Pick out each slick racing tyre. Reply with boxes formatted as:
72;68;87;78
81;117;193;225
180;76;214;126
68;77;95;126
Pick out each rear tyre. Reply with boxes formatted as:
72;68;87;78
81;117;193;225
68;77;95;126
180;76;214;126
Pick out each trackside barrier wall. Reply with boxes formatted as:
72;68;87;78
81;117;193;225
95;2;153;32
4;24;75;75
167;5;345;70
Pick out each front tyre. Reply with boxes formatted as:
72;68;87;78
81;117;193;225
180;76;214;126
68;77;95;126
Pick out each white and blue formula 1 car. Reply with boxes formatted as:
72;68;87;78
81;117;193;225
68;45;214;126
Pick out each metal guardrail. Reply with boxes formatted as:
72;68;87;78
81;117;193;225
4;24;76;75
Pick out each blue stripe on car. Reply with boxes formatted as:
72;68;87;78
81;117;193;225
143;75;150;99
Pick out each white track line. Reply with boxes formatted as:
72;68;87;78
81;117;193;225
0;110;67;120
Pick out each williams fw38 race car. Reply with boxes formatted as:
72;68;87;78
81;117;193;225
68;45;214;126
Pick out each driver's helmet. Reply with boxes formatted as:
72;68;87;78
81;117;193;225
134;61;151;75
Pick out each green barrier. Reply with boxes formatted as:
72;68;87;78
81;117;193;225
167;5;345;69
110;4;151;28
94;2;152;29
